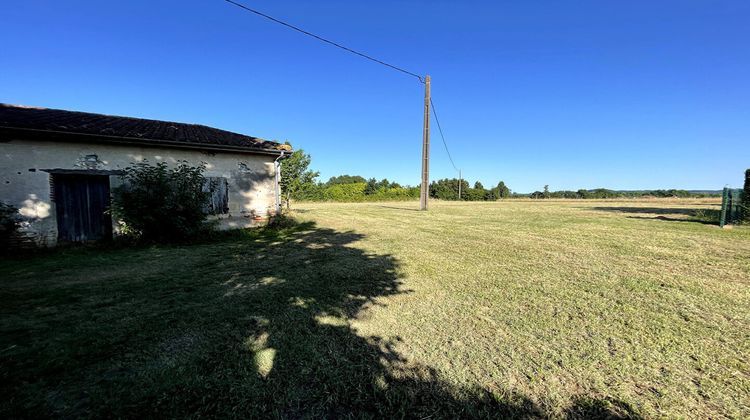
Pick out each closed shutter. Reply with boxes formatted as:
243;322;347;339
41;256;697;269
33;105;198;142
203;177;229;215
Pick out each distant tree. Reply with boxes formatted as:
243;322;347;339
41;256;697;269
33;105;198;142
743;169;750;223
464;183;486;201
543;185;550;199
327;175;366;185
378;178;391;190
484;188;499;201
458;179;470;200
280;149;319;209
497;181;510;199
364;178;378;195
576;189;589;199
429;178;468;200
588;188;619;199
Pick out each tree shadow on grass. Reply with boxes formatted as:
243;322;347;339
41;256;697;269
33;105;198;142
590;206;703;216
1;221;642;418
375;204;422;212
589;206;721;226
564;396;643;419
625;215;717;225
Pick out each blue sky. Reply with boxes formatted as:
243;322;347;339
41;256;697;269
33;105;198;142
2;1;748;192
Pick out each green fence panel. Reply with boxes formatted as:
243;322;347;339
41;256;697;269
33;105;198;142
720;188;744;227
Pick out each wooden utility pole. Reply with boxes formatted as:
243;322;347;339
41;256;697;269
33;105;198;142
458;169;462;200
420;75;431;210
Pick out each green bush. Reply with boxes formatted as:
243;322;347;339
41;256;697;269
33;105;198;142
463;188;486;201
0;202;22;250
112;161;209;243
322;183;368;201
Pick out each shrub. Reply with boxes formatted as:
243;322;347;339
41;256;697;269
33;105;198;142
463;188;486;201
266;213;299;229
0;202;22;250
322;182;367;201
111;161;209;243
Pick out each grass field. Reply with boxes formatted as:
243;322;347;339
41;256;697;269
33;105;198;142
1;199;748;418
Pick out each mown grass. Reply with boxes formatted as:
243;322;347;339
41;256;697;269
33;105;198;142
1;199;748;418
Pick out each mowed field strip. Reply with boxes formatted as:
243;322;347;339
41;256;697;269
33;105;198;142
293;199;750;417
1;199;748;418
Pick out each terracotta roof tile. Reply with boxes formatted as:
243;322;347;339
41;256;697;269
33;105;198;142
0;104;281;153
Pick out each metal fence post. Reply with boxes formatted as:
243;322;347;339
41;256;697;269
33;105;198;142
720;187;729;228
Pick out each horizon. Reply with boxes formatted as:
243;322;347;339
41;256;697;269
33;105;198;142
1;1;748;191
313;172;727;195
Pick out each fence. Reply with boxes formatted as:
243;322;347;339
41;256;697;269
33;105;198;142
719;188;745;227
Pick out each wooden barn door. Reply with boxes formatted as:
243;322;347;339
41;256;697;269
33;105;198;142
53;174;112;242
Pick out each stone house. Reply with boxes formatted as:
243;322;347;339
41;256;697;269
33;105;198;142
0;104;289;246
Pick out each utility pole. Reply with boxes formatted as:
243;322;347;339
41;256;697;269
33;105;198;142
420;75;431;211
458;169;462;200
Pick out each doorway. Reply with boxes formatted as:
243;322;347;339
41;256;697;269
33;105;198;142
53;174;112;242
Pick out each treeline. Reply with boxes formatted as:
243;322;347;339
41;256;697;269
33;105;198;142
429;179;510;201
297;176;421;202
280;150;422;203
303;179;717;202
298;177;513;202
526;186;719;199
280;149;719;204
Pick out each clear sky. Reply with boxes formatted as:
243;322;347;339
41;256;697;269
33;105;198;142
2;1;748;192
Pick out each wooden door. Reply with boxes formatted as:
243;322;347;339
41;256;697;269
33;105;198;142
53;174;112;242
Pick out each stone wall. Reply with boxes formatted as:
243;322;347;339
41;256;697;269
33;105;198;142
0;139;278;246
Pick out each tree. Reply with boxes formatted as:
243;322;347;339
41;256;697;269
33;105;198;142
458;179;469;200
327;175;366;185
280;149;319;210
429;178;468;200
497;181;510;199
469;181;498;201
364;178;378;195
543;185;550;199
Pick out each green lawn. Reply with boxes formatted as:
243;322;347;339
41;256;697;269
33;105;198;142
1;199;748;418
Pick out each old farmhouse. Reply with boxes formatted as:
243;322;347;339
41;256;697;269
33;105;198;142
0;104;289;246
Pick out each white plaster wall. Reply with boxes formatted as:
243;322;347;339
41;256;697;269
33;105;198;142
0;139;278;246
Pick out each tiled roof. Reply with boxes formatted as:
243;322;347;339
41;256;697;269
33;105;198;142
0;104;282;153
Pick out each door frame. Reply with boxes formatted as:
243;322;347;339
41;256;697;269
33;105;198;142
51;172;113;242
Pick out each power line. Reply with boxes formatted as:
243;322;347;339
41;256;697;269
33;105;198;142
223;0;458;208
222;0;424;83
430;98;459;173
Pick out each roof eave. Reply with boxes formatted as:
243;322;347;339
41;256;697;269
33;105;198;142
0;126;288;156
